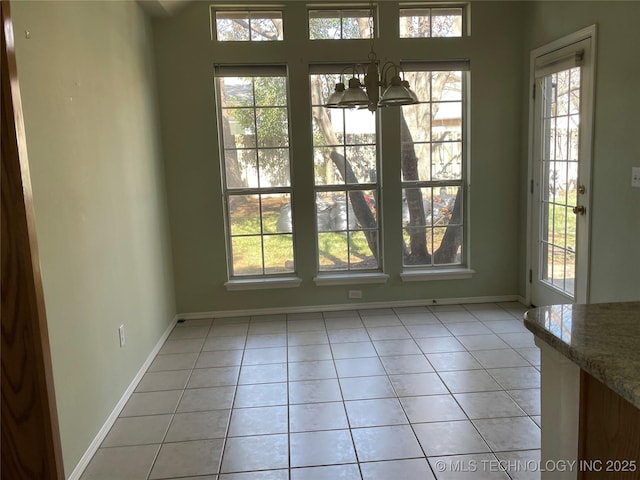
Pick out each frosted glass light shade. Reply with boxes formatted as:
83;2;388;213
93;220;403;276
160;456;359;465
339;77;369;107
325;82;346;108
379;74;414;106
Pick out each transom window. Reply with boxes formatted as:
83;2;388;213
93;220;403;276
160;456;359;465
399;7;463;38
215;66;294;277
400;63;468;267
308;9;374;40
310;66;380;272
214;10;284;41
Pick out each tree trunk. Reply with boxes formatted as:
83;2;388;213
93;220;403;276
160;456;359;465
433;187;463;264
400;112;431;264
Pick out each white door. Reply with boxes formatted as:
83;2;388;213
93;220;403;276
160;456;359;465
529;28;596;307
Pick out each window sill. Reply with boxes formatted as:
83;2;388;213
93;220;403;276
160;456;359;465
313;272;389;286
400;268;476;282
224;276;302;291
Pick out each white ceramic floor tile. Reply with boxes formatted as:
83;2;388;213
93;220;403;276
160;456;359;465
120;390;182;417
228;406;288;437
439;369;503;393
400;395;467;423
149;439;223;479
165;410;231;442
352;425;423;462
289;402;349;432
290;429;357;467
454;391;526;419
345;398;409;427
81;445;160;480
360;458;435;480
472;417;541;451
413;420;490;456
102;415;172;447
221;434;289;473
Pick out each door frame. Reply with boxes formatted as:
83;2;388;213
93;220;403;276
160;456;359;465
525;25;598;306
1;1;65;477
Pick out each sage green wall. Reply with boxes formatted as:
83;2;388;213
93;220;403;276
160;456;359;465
522;1;640;302
153;1;526;314
12;1;176;476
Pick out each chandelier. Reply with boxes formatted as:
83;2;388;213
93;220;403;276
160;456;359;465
325;2;419;112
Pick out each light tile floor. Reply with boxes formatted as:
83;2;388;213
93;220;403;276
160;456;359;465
81;302;541;480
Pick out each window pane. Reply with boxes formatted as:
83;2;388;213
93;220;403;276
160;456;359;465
225;149;258;189
431;141;462;180
350;231;378;269
400;9;431;38
344;109;376;144
349;190;377;224
431;8;463;37
342;10;373;39
259;149;290;187
231;236;262;275
256;107;289;148
345;145;376;184
262;194;290;234
222;108;256;148
219;77;254;107
318;233;348;271
250;11;283;41
216;12;250;41
309;10;341;40
229;195;260;235
402;103;431;142
254;77;287;107
314;147;342;186
432;71;462;102
401;143;430;182
264;234;294;273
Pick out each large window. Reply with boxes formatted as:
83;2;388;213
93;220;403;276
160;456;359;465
310;67;380;272
215;66;294;277
400;63;468;268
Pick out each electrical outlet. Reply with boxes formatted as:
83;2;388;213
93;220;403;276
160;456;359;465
632;167;640;188
348;290;362;299
118;324;125;347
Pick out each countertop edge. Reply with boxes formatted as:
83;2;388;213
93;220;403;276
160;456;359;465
524;315;640;409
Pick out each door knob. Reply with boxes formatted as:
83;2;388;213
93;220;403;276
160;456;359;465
572;205;586;215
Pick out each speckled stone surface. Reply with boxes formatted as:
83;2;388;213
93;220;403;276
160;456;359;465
524;302;640;409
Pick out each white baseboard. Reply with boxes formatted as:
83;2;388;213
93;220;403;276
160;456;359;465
179;295;521;319
68;315;179;480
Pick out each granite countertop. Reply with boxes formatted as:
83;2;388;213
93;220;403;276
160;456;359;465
524;302;640;409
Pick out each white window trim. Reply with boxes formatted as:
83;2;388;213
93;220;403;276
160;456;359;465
313;272;389;286
225;276;302;291
400;268;475;282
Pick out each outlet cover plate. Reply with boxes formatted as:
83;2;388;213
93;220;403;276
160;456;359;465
632;167;640;188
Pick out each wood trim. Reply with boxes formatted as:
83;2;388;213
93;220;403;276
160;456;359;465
1;1;65;478
578;370;640;479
